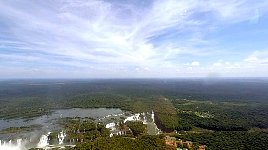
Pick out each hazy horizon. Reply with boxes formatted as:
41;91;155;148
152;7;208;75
1;77;268;80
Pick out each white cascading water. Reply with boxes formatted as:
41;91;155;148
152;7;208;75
151;110;155;122
16;139;22;147
0;139;23;150
37;132;51;148
58;131;66;145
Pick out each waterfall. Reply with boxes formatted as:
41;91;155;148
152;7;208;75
0;139;23;150
58;131;66;145
151;110;155;122
37;132;51;148
17;139;22;147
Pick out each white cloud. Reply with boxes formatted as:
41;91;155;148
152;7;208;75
1;0;268;78
191;61;200;66
244;51;268;64
205;51;268;77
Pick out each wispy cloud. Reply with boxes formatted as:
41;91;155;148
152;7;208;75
0;0;268;78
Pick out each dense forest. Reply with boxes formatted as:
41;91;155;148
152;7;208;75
175;131;268;150
1;79;268;149
60;119;173;150
173;99;268;131
73;136;175;150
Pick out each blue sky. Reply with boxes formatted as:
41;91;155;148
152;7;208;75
0;0;268;78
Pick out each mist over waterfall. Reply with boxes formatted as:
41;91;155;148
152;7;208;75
0;108;124;150
0;131;67;150
0;139;24;150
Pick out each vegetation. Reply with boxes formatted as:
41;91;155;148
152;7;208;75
1;79;268;149
153;97;178;132
0;126;33;134
73;135;175;150
125;121;147;136
59;119;110;142
173;99;268;131
59;119;172;150
175;131;268;150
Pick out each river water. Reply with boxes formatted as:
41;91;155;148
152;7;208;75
0;108;161;150
0;108;123;140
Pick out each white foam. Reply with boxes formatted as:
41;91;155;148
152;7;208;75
0;139;23;150
37;132;51;148
58;131;66;145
